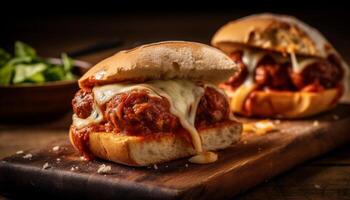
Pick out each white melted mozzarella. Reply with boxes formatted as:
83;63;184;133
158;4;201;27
145;80;205;153
72;104;104;129
93;84;160;105
242;48;320;74
242;49;268;74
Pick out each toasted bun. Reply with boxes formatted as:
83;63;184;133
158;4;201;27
70;122;242;166
79;41;238;88
230;87;340;118
212;13;335;58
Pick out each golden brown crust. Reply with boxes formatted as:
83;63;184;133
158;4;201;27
211;13;333;58
79;41;238;88
69;121;242;166
230;87;340;118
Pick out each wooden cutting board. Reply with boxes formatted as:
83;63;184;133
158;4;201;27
1;105;350;200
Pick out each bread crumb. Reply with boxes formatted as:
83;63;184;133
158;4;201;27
52;146;60;151
56;158;61;162
274;120;281;124
23;154;32;159
333;115;339;120
153;164;158;170
243;140;248;144
42;162;50;170
165;165;168;168
16;150;24;154
185;164;189;168
314;184;321;189
97;164;111;174
313;120;319;127
70;166;79;171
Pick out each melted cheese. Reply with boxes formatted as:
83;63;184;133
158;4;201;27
242;47;320;74
72;104;103;129
188;151;218;164
242;49;267;74
93;84;160;105
290;52;320;73
243;120;277;135
73;80;225;156
143;80;205;153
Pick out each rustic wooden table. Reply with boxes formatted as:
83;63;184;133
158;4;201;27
1;13;350;199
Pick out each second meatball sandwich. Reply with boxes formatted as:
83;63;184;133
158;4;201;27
70;41;242;166
212;13;349;118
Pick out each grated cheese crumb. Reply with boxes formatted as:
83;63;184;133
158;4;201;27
52;146;60;151
185;164;189;168
42;162;50;170
314;184;321;189
313;120;319;127
23;154;32;159
71;166;79;171
97;164;111;174
153;164;158;170
243;120;277;135
333;115;339;120
16;150;24;154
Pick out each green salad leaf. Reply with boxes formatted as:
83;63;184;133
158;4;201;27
45;65;66;81
27;72;45;83
61;53;73;72
15;41;37;59
0;41;77;86
13;63;47;84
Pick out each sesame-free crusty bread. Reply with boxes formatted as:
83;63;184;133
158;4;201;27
211;13;346;60
70;121;242;166
79;41;239;88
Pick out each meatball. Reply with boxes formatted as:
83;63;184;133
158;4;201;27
104;90;180;135
223;51;248;89
290;57;343;90
195;87;230;128
72;89;94;119
254;56;295;90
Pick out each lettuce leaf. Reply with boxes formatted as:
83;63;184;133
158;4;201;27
13;63;47;84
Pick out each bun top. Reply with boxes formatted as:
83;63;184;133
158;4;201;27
79;41;238;88
211;13;336;58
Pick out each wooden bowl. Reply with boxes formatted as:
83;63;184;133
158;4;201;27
0;58;91;122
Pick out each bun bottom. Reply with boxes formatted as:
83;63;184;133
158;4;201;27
231;88;340;118
69;121;242;166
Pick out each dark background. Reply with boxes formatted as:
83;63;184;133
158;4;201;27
2;0;350;63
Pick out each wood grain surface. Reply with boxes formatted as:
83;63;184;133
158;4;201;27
1;105;350;199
